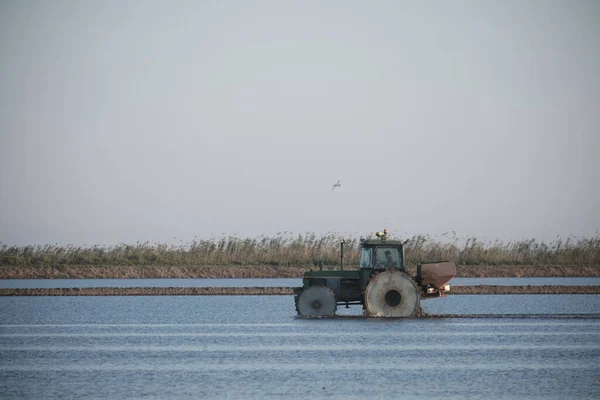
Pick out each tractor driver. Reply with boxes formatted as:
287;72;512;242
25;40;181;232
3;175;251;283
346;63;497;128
384;250;398;269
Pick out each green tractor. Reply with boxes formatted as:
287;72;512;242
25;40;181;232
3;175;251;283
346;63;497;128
294;230;457;317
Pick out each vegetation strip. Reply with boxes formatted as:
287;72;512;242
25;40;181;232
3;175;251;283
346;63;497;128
1;286;599;296
2;233;598;267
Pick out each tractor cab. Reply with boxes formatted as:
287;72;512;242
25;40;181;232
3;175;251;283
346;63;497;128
357;229;406;285
359;241;405;272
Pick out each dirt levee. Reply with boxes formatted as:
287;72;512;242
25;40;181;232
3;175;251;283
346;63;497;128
1;265;599;279
1;285;599;296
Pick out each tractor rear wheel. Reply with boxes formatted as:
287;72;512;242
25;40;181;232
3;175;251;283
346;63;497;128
364;270;420;317
296;286;336;317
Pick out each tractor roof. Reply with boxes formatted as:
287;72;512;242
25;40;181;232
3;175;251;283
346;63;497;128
360;239;404;246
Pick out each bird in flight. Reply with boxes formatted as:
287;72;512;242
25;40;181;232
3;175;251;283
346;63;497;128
332;180;341;191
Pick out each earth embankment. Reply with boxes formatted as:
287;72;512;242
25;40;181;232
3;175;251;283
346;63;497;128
0;264;598;279
1;285;599;296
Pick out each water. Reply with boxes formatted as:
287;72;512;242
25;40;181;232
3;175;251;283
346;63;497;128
2;277;600;289
0;278;301;289
1;295;599;399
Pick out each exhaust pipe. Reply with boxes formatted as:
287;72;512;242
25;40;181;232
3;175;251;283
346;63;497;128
340;240;345;271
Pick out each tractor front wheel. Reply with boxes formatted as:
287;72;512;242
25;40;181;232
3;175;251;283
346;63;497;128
296;286;337;317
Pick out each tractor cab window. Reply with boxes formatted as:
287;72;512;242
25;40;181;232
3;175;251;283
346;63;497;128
375;247;402;270
359;247;373;269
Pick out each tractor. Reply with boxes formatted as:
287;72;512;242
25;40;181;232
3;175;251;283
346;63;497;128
294;230;457;317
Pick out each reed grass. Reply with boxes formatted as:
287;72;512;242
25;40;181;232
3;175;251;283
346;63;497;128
1;232;599;268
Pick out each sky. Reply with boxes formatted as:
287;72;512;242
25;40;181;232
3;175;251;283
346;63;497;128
1;0;599;246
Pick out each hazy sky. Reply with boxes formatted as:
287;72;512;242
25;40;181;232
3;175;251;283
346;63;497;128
1;0;599;246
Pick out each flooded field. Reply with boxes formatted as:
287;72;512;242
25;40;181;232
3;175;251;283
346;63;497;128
1;295;599;399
